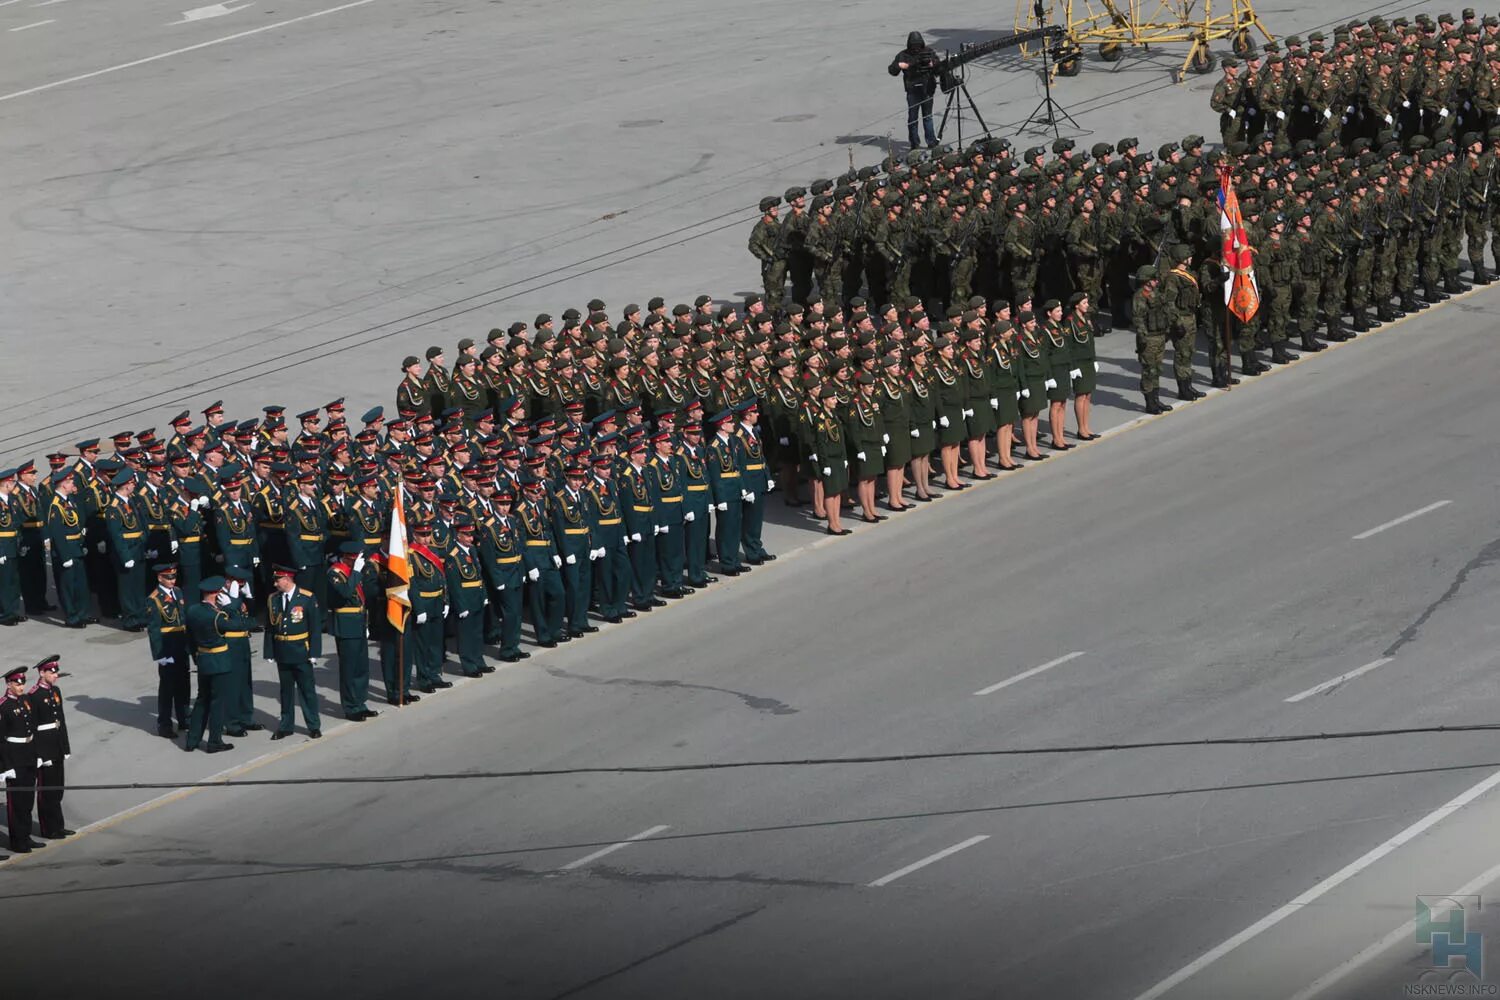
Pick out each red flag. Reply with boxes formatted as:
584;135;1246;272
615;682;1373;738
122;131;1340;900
1218;166;1261;324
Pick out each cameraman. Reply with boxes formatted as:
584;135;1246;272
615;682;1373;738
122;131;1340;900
889;31;940;150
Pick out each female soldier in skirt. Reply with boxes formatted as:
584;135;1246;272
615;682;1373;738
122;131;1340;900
767;355;805;506
932;332;968;491
879;354;913;512
989;320;1024;470
813;386;851;535
960;322;995;480
905;347;939;503
1064;291;1101;441
848;374;886;523
1040;298;1074;452
1015;310;1050;462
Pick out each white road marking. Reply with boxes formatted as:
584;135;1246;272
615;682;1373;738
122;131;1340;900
1287;855;1500;1000
0;0;377;103
1351;500;1452;540
1283;658;1394;704
1129;765;1500;1000
868;835;990;887
171;2;251;25
31;0;69;7
8;17;53;29
0;0;30;7
973;651;1086;696
556;825;670;871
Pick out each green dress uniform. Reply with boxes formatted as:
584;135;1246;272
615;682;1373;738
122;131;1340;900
812;410;850;495
264;586;321;734
479;507;527;658
0;680;37;852
45;491;89;627
990;340;1022;427
933;358;966;445
847;396;886;480
139;483;174;569
0;490;20;623
674;444;713;589
1065;313;1098;394
519;495;566;644
214;495;259;574
444;538;488;677
906;368;938;455
284;494;328;658
1017;326;1049;417
1041;320;1073;403
406;545;447;688
147;581;191;732
169;494;205;602
185;593;244;750
15;483;49;615
105;492;148;629
620;458;661;603
77;469;115;619
649;454;688;591
879;374;912;471
327;558;373;715
706;429;745;573
550;484;595;634
222;574;256;734
962;349;996;439
735;422;771;564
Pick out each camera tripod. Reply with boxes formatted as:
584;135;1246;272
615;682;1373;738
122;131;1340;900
936;66;992;147
1021;1;1079;137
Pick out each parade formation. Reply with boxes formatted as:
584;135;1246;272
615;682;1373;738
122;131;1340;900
2;10;1498;851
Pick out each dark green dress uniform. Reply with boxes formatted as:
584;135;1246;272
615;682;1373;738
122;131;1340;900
327;553;374;716
991;338;1022;428
0;486;20;624
519;492;566;645
649;448;688;591
906;367;938;455
265;583;321;735
584;471;629;619
406;544;447;689
27;671;70;839
147;579;191;733
444;534;488;677
15;482;49;615
735;419;771;564
284;493;328;658
45;488;89;627
139;482;174;569
1065;313;1098;394
1017;325;1049;417
77;466;115;620
214;495;259;574
933;357;966;445
550;482;595;635
880;372;912;471
221;569;257;735
706;424;746;574
169;493;205;602
1041;320;1073;404
962;349;996;439
812;407;850;495
104;487;148;629
185;585;243;751
847;394;886;481
674;443;713;589
620;456;661;604
478;504;527;659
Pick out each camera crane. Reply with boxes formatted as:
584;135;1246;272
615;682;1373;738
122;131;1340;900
934;24;1066;146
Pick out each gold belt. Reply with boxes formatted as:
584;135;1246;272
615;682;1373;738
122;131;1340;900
122;531;144;539
277;632;309;641
334;607;363;614
686;485;708;492
632;505;652;512
23;521;41;529
0;531;15;538
65;533;82;540
197;644;228;654
159;625;186;633
524;540;549;547
299;534;322;541
460;580;483;588
228;538;252;546
563;527;589;535
746;463;765;470
224;631;249;638
598;517;621;525
417;589;443;598
364;536;382;544
719;471;740;478
660;496;682;503
179;535;200;543
497;556;521;564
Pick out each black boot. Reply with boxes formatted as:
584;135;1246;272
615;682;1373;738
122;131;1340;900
1474;267;1494;286
1376;302;1396;323
1151;390;1173;413
1424;280;1448;302
1447;271;1471;294
1240;351;1266;376
1326;316;1350;342
1352;308;1371;333
1177;378;1203;401
1143;391;1166;415
1271;341;1298;364
1223;363;1241;385
1403;289;1426;311
1210;367;1229;389
1300;328;1326;352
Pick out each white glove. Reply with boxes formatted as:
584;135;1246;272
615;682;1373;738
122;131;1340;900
588;548;601;561
989;397;999;409
171;539;179;553
1276;110;1285;120
416;612;428;624
856;452;866;462
551;554;562;568
216;592;231;607
252;556;261;566
1022;389;1031;399
1322;108;1332;119
17;547;26;557
1440;108;1450;119
64;754;70;761
631;531;643;542
743;492;755;503
242;583;252;598
778;436;790;446
683;511;695;522
0;770;14;781
822;467;832;476
263;655;275;662
1402;100;1410;109
1227;109;1236;119
1345;105;1354;115
660;525;670;534
715;503;727;512
1044;378;1057;390
62;559;74;568
939;415;950;428
0;557;5;566
1093;361;1099;373
228;580;240;598
38;758;51;768
766;479;775;491
1301;104;1310;113
442;604;449;618
565;553;576;564
882;433;890;444
96;541;107;554
809;453;818;463
145;549;157;559
353;554;365;573
156;657;173;666
124;558;135;568
1246;107;1256;116
1069;368;1082;380
961;409;974;419
652;525;661;536
528;567;540;581
459;609;469;619
1385;114;1394;125
910;428;920;438
1340;115;1348;125
1015;390;1022;400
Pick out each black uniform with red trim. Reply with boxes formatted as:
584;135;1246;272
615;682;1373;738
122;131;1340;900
29;658;71;838
1;665;38;852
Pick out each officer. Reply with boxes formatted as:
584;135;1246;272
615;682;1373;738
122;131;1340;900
284;470;328;658
146;563;191;738
1161;244;1205;401
105;468;148;630
735;401;774;565
265;565;321;739
518;475;567;647
550;464;597;637
14;461;50;618
405;517;450;692
478;485;528;661
328;540;378;719
648;429;689;598
184;575;243;753
445;516;491;676
28;654;72;840
45;470;90;629
584;455;631;624
1;664;41;854
0;466;21;626
222;566;260;738
707;409;747;575
1133;265;1172;414
619;438;663;611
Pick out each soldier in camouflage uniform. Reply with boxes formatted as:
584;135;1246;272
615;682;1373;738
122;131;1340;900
1132;265;1172;413
748;196;786;313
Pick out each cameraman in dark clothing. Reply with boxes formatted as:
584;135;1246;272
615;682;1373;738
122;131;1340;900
889;31;940;150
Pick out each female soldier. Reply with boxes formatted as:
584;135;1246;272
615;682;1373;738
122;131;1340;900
879;354;913;512
932;333;968;491
989;320;1024;471
847;374;886;523
960;322;995;480
906;346;939;503
1040;298;1075;451
813;386;851;535
1064;291;1101;441
1015;310;1050;462
767;355;804;507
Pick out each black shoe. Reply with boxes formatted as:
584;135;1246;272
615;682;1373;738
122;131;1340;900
346;711;368;721
1475;268;1494;285
478;665;497;674
123;624;145;633
704;575;719;584
309;730;322;739
0;617;17;627
1270;343;1297;364
246;723;265;732
41;828;75;839
205;742;234;753
416;683;435;693
719;568;743;577
86;616;99;624
402;693;421;704
827;527;853;536
431;679;453;689
539;639;558;648
603;615;622;624
557;633;571;642
63;621;85;629
359;709;381;719
572;626;599;636
157;725;176;738
1376;304;1396;322
271;730;291;740
678;586;697;595
224;728;248;738
11;842;32;854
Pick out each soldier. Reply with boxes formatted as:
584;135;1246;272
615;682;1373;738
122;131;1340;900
706;409;747;576
735;401;774;565
783;186;814;306
14;461;50;617
1211;57;1246;146
480;485;530;659
674;420;717;591
28;655;72;840
1161;244;1205;401
518;475;567;647
1258;214;1302;364
264;565;321;739
284;470;328;658
184;576;243;753
221;566;259;738
147;563;191;738
1290;207;1328;351
45;470;90;629
1;664;40;854
748;196;785;313
445;516;491;677
550;464;597;638
327;541;379;719
1132;265;1172;414
619;439;663;611
104;468;148;631
806;195;841;307
405;518;449;692
0;466;20;626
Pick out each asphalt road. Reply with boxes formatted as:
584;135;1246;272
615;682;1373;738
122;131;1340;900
6;0;1500;997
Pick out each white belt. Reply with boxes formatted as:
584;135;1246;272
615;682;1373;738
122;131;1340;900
36;722;58;731
5;736;31;743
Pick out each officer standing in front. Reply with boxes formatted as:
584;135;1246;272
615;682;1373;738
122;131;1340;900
265;564;321;739
328;541;378;720
1;663;41;854
28;654;72;840
146;562;191;737
184;576;242;753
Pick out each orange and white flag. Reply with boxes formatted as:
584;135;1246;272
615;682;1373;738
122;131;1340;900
385;489;411;631
1218;165;1261;324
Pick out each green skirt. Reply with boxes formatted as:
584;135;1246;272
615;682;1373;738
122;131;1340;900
939;404;966;445
884;424;912;468
966;399;997;438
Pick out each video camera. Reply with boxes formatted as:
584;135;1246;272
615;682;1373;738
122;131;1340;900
932;25;1065;92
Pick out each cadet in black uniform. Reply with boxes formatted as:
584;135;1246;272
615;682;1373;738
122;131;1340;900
1;663;41;853
28;655;72;839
